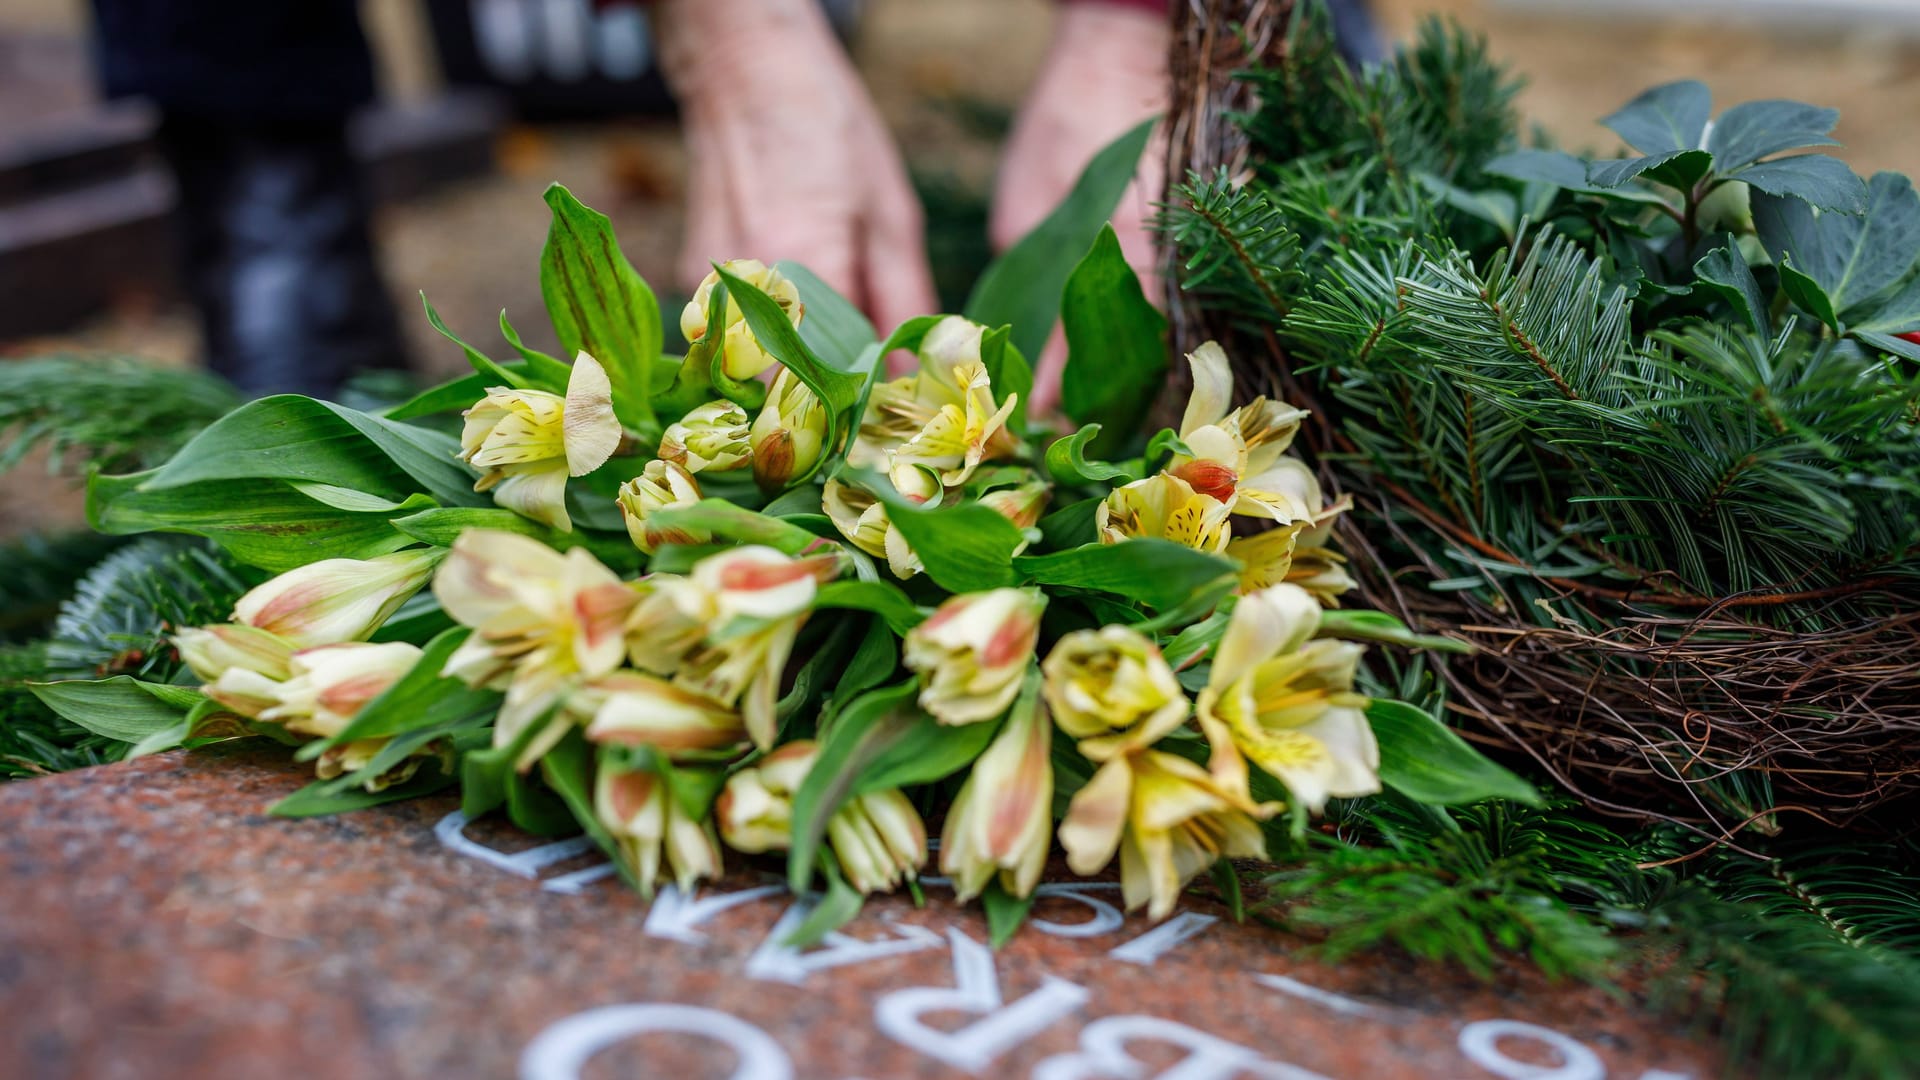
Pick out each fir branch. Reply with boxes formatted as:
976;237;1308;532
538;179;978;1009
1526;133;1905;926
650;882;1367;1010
42;537;261;683
0;354;238;478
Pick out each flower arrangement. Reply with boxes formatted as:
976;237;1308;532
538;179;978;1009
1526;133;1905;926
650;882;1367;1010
52;167;1522;939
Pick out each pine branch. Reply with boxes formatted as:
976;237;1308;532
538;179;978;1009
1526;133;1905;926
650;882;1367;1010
0;354;238;478
42;537;261;683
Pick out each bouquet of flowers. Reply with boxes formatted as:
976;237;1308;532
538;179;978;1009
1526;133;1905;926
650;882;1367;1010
43;156;1524;938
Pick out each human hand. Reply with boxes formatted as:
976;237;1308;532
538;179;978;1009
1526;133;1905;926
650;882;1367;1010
991;2;1170;417
655;0;938;340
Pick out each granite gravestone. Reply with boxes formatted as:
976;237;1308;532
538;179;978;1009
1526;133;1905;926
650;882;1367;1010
0;742;1718;1079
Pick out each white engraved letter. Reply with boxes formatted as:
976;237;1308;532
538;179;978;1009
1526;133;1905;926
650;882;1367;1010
518;1003;792;1080
874;927;1089;1073
1458;1019;1604;1080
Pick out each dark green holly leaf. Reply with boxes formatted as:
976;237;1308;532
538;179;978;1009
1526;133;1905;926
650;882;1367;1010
1693;237;1769;336
1060;224;1170;454
1755;172;1918;317
1707;99;1841;172
1601;80;1711;155
1778;259;1839;329
1733;154;1868;215
1852;275;1920;335
1481;149;1670;206
1586;149;1712;192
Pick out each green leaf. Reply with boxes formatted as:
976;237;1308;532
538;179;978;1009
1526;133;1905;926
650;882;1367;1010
1419;174;1518;235
784;857;866;948
540;183;661;434
1044;426;1139;486
1209;857;1245;923
1368;699;1540;807
646;498;831;556
717;264;869;474
814;580;925;635
390;506;637;571
965;117;1156;361
1314;610;1473;655
498;310;577;388
1014;539;1237;613
776;260;878;366
1037;496;1100;550
1755;172;1919;317
140;395;478;507
540;732;637;888
422;293;534;391
1481;149;1672;205
1707;99;1842;172
1852;275;1920;335
298;628;498;758
826;618;902;719
1693;237;1769;335
385;369;519;421
1779;258;1839;329
1856;331;1920;362
1734;155;1868;215
787;680;997;891
270;765;457;817
978;325;1034;437
460;703;564;823
88;471;432;572
27;676;198;743
1601;80;1711;155
855;473;1024;592
1586;149;1712;192
1059;224;1171;455
982;880;1036;948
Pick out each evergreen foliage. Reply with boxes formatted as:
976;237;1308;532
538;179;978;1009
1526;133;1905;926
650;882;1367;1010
41;537;260;683
0;355;240;477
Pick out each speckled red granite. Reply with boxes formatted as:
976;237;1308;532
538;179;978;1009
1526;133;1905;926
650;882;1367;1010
0;742;1721;1079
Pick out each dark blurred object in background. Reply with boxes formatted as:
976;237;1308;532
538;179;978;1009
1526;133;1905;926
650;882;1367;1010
88;0;406;397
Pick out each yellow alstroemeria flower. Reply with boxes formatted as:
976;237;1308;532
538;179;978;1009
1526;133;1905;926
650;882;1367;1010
1058;748;1273;921
259;641;423;739
1166;342;1316;523
659;399;751;474
570;671;747;757
750;367;828;491
903;588;1045;726
939;692;1052;902
668;545;842;750
174;623;294;685
717;740;927;895
1096;472;1232;553
595;765;723;897
460;352;622;532
1041;626;1189;761
433;529;638;770
232;549;439;649
822;473;938;580
1227;521;1357;605
617;459;706;555
849;316;1018;482
679;259;803;381
1195;583;1378;814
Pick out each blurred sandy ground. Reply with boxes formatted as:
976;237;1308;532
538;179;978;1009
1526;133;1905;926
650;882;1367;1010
2;0;1917;537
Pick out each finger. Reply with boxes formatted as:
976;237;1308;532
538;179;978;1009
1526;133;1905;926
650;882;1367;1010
862;197;938;340
677;121;741;291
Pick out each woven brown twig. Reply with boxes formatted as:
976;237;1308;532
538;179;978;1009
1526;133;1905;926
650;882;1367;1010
1163;0;1920;835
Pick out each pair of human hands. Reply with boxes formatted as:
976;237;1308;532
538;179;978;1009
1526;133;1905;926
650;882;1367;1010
655;0;1168;416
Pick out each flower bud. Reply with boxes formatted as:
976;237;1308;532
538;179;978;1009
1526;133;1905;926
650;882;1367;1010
679;259;803;380
659;400;751;473
314;736;450;792
234;549;439;649
830;788;927;894
596;765;722;896
625;576;709;676
688;544;840;622
940;691;1052;902
715;741;816;852
717;740;927;893
573;672;746;756
258;641;424;739
617;459;706;555
750;367;827;491
459;352;622;532
173;623;294;684
1042;626;1189;760
977;479;1051;533
904;588;1045;725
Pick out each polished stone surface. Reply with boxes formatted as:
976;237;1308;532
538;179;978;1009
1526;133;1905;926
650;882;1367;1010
0;743;1718;1079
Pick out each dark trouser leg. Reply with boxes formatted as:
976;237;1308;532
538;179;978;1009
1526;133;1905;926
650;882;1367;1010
156;114;407;398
